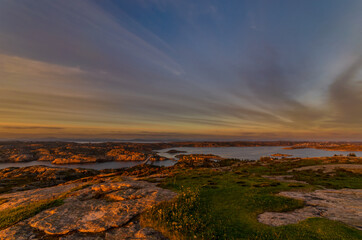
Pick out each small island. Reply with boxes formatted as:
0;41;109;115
270;153;293;157
165;149;187;154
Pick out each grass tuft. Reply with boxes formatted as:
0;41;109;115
140;165;362;240
0;183;92;230
0;198;63;230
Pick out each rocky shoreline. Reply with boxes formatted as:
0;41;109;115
0;155;361;239
1;141;361;165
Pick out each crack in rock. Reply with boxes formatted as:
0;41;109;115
0;178;176;239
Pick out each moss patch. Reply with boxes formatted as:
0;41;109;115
0;198;63;230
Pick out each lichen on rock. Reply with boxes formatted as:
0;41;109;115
0;176;175;239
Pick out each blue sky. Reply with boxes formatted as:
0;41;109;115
0;0;361;140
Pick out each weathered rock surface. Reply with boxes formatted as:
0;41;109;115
105;221;167;240
0;221;36;240
106;149;166;162
258;189;362;230
0;177;175;239
52;155;99;164
60;233;104;240
58;220;166;240
262;175;307;184
0;166;97;193
289;164;362;173
0;182;84;211
8;153;35;162
174;154;227;168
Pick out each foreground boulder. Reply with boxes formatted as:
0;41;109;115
0;177;176;239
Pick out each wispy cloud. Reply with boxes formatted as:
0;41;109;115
0;0;361;140
327;56;362;126
1;126;64;130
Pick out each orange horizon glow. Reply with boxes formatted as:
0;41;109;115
0;1;361;141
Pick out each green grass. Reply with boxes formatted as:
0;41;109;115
141;166;362;240
142;187;213;239
291;169;362;189
0;183;91;230
236;159;324;176
58;182;93;198
0;198;63;230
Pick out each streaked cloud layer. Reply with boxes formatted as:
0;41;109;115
0;0;361;140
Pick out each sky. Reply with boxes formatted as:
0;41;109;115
0;0;361;141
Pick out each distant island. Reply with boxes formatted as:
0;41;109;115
270;153;293;157
165;149;187;154
283;142;362;151
0;141;361;164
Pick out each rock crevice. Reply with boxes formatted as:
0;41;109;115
0;177;176;239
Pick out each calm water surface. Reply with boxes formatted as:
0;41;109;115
156;146;362;160
0;147;359;170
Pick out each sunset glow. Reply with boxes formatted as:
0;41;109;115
0;0;361;140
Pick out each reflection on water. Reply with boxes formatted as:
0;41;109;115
156;146;362;160
0;146;359;170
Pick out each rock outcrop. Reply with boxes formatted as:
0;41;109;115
52;155;98;164
0;182;83;211
262;175;307;184
288;164;362;174
258;189;362;230
0;177;176;239
0;166;98;193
